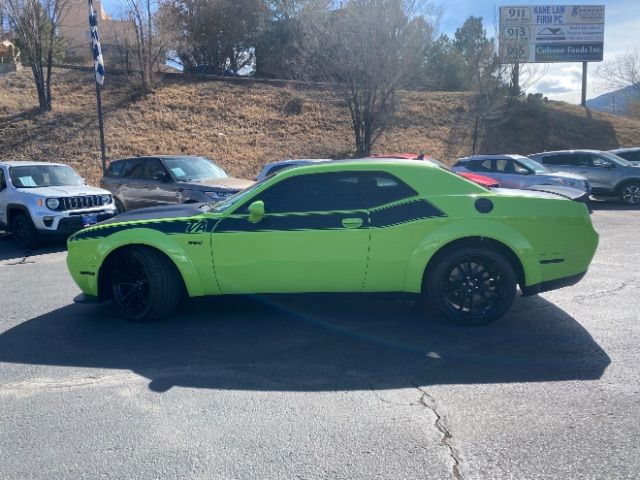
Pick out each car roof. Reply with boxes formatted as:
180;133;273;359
274;158;441;173
529;149;603;156
109;155;210;163
0;160;69;167
610;147;640;153
456;154;528;162
264;159;332;167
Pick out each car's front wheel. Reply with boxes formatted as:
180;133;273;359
110;246;184;322
425;246;517;326
11;213;40;250
619;181;640;206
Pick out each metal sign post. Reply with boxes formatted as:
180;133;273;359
581;61;588;106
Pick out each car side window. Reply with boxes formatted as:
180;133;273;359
512;161;530;174
0;168;5;189
539;154;569;166
145;159;169;180
125;159;146;179
590;155;611;168
248;171;416;213
466;160;492;173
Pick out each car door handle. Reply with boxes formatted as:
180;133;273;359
342;217;363;229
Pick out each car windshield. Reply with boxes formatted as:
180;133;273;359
162;157;229;181
599;151;635;167
201;179;264;213
516;156;548;173
9;165;84;188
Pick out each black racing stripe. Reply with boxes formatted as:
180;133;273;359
215;211;368;233
71;218;219;241
369;199;446;228
540;258;565;264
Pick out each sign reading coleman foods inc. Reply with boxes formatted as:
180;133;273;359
499;5;605;63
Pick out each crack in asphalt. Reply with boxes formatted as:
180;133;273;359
414;385;464;480
574;280;637;301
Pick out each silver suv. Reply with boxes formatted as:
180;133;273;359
452;154;589;192
529;150;640;205
0;161;116;249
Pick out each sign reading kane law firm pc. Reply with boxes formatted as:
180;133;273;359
499;4;605;63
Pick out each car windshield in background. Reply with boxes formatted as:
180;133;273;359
163;157;229;181
600;151;635;167
203;180;263;213
517;156;548;173
9;165;84;188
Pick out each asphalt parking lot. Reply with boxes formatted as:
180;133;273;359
1;201;639;480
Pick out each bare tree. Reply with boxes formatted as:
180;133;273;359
124;0;166;92
297;0;439;156
4;0;68;111
598;48;640;92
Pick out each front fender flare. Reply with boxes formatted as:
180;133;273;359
89;229;206;298
403;219;541;292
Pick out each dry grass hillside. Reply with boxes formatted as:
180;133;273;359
2;68;640;184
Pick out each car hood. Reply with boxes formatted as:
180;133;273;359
98;203;208;225
538;171;586;181
178;177;253;191
491;187;573;201
16;185;111;196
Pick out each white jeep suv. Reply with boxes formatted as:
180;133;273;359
0;161;116;249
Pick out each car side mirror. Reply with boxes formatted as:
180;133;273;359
248;200;265;223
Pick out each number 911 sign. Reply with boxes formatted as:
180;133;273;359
499;5;605;63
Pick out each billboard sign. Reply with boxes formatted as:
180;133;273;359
499;5;605;63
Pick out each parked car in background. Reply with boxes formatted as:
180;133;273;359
609;148;640;165
68;159;598;325
256;159;332;181
371;153;500;188
101;156;253;212
529;150;640;205
0;161;116;249
453;155;588;193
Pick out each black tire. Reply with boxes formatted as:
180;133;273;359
110;246;184;322
114;198;126;214
11;213;40;250
425;246;517;326
618;181;640;206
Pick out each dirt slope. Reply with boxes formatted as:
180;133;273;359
2;69;640;184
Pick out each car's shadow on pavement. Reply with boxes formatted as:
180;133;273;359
0;293;611;393
0;233;66;262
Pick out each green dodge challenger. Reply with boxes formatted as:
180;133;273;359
67;159;598;325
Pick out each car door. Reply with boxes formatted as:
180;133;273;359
210;171;372;294
116;158;146;210
143;158;180;206
581;154;617;192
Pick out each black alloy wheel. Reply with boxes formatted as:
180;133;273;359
426;246;517;326
110;246;183;322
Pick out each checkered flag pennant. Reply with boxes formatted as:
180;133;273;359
88;0;105;85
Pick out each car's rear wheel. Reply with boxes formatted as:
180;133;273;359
425;246;517;326
619;181;640;206
11;213;40;250
110;246;183;322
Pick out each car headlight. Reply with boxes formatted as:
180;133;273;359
46;198;60;210
101;194;112;204
205;191;232;200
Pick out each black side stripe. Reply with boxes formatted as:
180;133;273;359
369;199;446;228
70;219;219;241
215;211;368;233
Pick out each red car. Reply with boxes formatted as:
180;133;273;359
370;153;500;188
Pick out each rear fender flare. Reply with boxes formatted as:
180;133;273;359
403;219;541;292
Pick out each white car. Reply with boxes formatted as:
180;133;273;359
0;161;116;249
